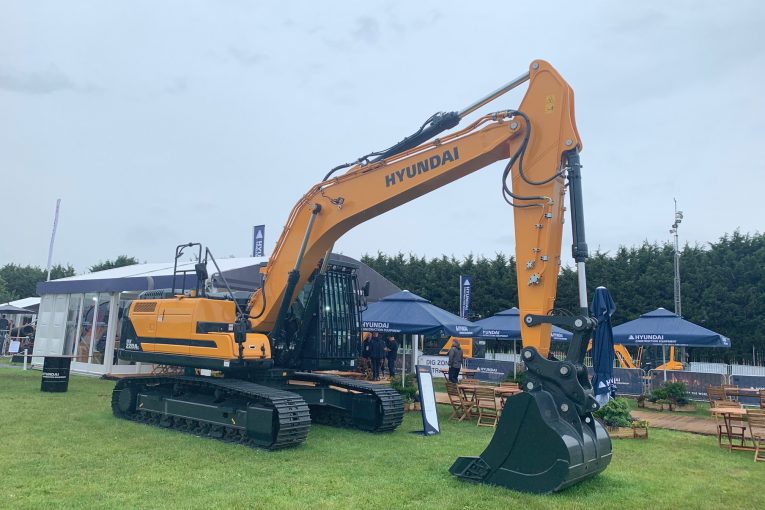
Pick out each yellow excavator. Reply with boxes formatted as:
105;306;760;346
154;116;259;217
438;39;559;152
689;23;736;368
612;344;684;370
112;60;611;493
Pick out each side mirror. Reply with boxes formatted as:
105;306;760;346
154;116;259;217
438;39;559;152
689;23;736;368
362;281;370;297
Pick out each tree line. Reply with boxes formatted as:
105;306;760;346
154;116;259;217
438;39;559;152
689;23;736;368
361;231;765;363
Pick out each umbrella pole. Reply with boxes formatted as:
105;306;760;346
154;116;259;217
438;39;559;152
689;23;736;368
412;334;418;374
402;335;405;386
513;339;517;379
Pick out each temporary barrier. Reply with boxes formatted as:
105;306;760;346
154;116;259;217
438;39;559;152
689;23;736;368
464;358;517;383
611;368;645;396
647;370;725;401
729;375;765;406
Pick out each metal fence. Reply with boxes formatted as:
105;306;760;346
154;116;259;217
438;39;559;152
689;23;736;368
417;354;765;401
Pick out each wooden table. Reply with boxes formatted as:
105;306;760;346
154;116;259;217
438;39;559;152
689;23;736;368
439;368;479;382
709;407;755;451
457;383;522;404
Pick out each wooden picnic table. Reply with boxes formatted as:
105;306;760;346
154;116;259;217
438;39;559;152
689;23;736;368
458;383;522;400
709;407;755;451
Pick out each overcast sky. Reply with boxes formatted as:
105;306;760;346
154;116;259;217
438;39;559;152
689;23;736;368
2;1;764;273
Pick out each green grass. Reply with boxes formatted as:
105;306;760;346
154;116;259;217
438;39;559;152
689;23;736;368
2;367;763;510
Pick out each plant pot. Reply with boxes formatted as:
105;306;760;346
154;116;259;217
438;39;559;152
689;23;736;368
631;426;649;439
608;426;649;439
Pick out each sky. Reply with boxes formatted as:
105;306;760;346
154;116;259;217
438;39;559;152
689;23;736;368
2;1;764;273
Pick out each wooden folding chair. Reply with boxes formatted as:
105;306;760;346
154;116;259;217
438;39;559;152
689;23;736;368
712;400;746;449
722;384;738;402
446;382;474;422
462;378;480;385
707;385;726;403
747;409;765;462
473;386;500;427
759;389;765;410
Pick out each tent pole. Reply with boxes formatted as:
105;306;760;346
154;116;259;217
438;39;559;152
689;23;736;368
402;335;405;386
662;345;667;381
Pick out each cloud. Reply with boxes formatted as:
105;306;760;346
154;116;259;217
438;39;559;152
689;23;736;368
352;16;381;45
0;64;81;95
163;77;189;95
229;47;267;66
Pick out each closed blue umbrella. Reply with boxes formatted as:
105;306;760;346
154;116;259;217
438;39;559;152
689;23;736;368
591;287;616;405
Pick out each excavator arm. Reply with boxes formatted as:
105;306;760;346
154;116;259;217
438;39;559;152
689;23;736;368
248;60;577;360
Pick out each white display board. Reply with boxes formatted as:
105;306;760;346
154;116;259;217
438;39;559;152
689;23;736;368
415;365;440;435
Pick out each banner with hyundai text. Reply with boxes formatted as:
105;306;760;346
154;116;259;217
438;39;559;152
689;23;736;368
464;358;516;383
459;275;472;319
252;225;265;257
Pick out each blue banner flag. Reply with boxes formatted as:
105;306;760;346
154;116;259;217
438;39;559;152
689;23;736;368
252;225;265;257
459;275;472;319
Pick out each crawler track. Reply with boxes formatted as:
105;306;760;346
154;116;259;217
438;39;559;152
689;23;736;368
112;376;311;450
291;372;404;432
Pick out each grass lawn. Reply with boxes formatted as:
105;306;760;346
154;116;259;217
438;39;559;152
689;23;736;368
2;366;763;510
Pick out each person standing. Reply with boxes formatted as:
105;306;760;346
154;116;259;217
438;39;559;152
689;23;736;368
385;335;399;377
0;315;8;354
369;332;386;381
447;338;464;383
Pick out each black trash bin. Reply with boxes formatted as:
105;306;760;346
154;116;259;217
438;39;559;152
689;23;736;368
41;356;72;392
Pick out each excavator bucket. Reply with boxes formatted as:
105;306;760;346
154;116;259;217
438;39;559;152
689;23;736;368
450;390;611;494
451;341;612;494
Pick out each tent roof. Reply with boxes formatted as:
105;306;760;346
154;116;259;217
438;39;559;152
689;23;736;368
612;307;730;348
362;290;482;337
474;307;572;341
1;297;40;311
35;253;398;299
0;304;34;314
37;257;267;295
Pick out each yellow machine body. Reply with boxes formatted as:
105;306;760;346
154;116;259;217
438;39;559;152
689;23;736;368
128;297;271;360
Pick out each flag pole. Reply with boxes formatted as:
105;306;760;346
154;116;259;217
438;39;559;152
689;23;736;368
46;199;62;281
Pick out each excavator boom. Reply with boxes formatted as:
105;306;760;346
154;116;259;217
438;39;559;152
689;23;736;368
249;60;576;361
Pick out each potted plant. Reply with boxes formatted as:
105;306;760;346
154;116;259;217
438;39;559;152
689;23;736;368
594;398;633;432
648;382;690;411
391;374;419;410
631;419;649;439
